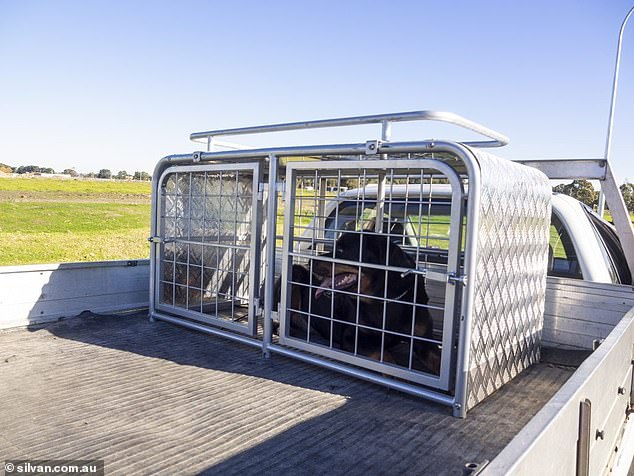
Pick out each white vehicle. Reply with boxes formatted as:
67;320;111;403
302;185;631;286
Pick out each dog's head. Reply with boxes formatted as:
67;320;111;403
312;232;422;302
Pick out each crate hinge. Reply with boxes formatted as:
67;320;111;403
448;272;467;286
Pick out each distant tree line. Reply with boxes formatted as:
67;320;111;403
619;183;634;212
553;179;634;212
552;180;598;207
0;163;152;181
14;165;56;175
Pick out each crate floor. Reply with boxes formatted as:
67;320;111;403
0;311;577;476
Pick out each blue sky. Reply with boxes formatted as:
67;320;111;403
1;1;633;183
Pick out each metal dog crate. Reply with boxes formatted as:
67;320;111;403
149;111;552;417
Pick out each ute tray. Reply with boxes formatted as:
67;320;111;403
0;311;579;475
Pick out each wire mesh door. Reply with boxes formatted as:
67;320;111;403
155;163;261;335
279;159;465;390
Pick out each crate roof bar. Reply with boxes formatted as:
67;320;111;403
189;110;510;149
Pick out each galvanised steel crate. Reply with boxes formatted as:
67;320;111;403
149;111;551;417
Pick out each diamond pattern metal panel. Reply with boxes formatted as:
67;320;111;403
156;165;260;335
466;151;551;410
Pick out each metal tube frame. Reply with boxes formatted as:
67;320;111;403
151;162;263;336
597;6;634;216
511;158;607;180
373;120;391;233
596;7;634;279
190;110;509;149
262;154;278;357
278;158;466;391
149;139;484;416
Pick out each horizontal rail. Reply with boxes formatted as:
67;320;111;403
165;140;474;165
511;158;607;180
190;110;509;148
151;311;263;349
267;344;456;407
158;238;251;252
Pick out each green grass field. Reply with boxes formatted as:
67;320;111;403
0;176;151;195
0;177;151;265
2;176;633;266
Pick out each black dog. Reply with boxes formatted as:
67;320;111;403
280;232;440;375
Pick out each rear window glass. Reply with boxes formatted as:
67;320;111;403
548;213;583;279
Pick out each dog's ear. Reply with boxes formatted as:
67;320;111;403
334;232;361;261
360;233;415;268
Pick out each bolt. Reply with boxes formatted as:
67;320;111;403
463;463;479;475
596;429;605;440
618;387;626;395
